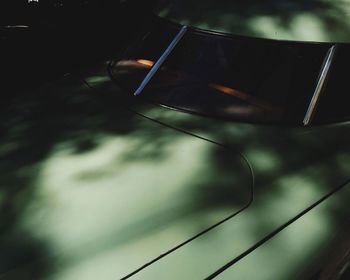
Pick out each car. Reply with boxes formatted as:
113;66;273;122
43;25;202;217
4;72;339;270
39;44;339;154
0;1;349;279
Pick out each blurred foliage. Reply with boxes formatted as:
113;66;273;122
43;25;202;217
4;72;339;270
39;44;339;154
156;0;350;42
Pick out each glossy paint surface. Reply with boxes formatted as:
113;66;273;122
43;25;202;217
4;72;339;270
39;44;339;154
0;70;251;280
215;182;350;280
99;66;350;279
2;9;350;278
123;101;350;280
1;60;350;279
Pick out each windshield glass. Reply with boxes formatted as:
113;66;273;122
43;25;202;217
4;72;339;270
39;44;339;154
109;17;332;124
155;0;350;43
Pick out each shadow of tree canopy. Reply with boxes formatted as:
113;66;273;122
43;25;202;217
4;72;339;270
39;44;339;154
156;0;350;42
1;7;350;276
93;63;350;278
0;74;143;278
0;69;252;279
1;60;350;279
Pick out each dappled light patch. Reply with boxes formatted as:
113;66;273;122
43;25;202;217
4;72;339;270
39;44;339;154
18;124;251;279
1;48;350;279
157;0;350;42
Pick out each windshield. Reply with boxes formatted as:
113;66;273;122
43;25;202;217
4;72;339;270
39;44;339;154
110;16;346;124
155;0;350;43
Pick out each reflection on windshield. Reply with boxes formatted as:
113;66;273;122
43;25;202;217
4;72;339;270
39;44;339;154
110;20;330;124
137;59;154;67
114;58;281;113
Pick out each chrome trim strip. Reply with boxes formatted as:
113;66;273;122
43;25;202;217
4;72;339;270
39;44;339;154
303;45;337;126
134;25;188;96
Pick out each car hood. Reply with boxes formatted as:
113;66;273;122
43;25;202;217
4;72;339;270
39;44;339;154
1;63;350;280
86;64;350;279
0;70;252;279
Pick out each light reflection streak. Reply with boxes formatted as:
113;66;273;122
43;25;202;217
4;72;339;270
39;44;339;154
119;59;280;112
136;59;155;67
